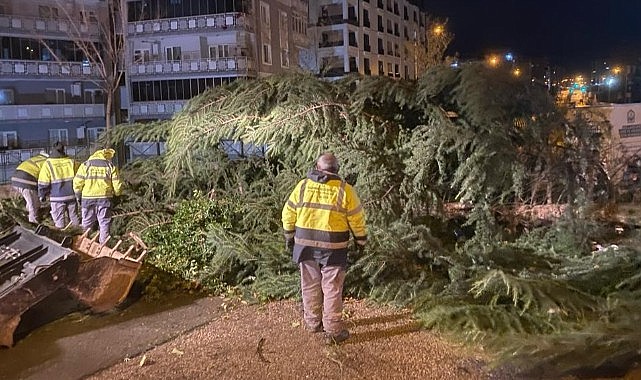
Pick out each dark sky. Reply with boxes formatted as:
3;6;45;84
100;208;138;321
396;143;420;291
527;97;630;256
417;0;641;73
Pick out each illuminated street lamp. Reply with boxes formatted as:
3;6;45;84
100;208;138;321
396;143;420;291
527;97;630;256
613;66;622;75
513;67;521;77
432;24;444;36
488;55;500;67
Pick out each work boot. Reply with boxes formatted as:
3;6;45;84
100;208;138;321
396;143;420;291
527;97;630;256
305;323;323;333
325;329;349;345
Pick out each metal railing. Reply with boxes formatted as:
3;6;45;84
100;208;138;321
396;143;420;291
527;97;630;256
129;100;186;117
0;60;99;78
0;104;105;121
128;56;256;77
0;13;101;39
127;12;251;36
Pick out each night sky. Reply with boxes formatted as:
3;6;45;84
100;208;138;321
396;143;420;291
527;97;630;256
417;0;641;73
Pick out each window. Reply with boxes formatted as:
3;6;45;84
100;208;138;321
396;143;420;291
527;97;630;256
349;32;357;47
281;49;289;68
363;9;370;28
209;45;231;59
292;13;306;34
0;89;14;105
79;10;98;22
166;46;181;61
387;62;393;76
45;88;65;104
378;38;384;54
39;6;59;18
377;15;383;32
84;89;104;104
349;57;358;73
378;61;384;76
0;131;17;149
87;127;105;143
364;34;371;52
262;43;272;64
364;58;371;75
49;129;69;145
260;2;270;27
133;49;150;63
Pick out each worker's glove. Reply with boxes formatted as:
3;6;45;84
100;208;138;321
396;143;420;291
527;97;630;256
285;238;295;253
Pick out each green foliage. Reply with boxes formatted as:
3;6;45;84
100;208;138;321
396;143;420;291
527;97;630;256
142;191;242;291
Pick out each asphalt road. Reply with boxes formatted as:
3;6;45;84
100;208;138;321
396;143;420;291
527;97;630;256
0;292;223;380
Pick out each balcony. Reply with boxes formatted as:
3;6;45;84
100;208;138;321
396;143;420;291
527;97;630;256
127;12;250;36
130;100;186;118
0;14;101;39
128;56;256;77
0;60;100;79
0;104;105;121
319;40;344;48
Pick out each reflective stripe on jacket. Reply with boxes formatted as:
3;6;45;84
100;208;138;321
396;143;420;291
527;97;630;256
73;149;122;205
11;153;48;190
38;157;78;202
282;169;367;264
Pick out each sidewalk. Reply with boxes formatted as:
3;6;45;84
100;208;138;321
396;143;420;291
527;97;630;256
0;294;223;380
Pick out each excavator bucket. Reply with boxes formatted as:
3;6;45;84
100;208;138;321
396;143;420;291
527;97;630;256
0;225;147;347
68;230;147;313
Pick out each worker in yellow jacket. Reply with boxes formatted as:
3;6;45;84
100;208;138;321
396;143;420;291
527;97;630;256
73;148;122;244
38;142;80;228
11;151;49;223
282;153;367;345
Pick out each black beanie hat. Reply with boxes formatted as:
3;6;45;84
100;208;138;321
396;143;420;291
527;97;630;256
53;141;65;155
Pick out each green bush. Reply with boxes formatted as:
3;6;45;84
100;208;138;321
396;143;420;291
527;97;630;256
143;190;242;292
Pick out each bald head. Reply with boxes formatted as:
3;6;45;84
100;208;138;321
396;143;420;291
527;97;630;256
316;153;340;174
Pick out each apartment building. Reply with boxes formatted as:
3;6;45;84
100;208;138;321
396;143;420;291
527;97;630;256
0;0;108;149
309;0;427;79
125;0;310;122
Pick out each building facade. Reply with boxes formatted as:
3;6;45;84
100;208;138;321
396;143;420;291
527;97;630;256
0;0;108;149
309;0;427;79
125;0;310;122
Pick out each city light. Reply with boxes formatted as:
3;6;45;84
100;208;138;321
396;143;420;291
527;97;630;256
505;52;514;62
432;24;444;35
488;55;500;67
513;67;521;76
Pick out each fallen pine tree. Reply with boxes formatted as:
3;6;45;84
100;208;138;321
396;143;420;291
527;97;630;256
87;64;641;377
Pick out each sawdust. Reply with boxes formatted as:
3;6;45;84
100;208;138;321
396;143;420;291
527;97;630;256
88;298;514;380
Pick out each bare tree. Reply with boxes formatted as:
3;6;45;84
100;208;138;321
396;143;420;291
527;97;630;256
40;0;126;130
405;17;454;75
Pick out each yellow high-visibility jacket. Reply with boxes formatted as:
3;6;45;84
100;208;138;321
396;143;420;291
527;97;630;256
38;155;78;202
11;152;49;190
282;170;367;265
73;149;122;206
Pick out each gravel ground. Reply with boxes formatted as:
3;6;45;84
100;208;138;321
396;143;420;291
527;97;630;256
89;298;513;380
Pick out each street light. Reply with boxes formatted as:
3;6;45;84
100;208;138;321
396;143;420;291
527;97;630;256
488;55;500;67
